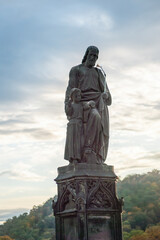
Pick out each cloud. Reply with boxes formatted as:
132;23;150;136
62;10;113;31
138;152;160;161
0;119;33;126
0;170;43;182
107;146;160;179
0;163;46;182
0;128;54;139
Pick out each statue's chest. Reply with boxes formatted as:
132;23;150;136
78;67;99;90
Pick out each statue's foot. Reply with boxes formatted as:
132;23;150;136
96;155;105;164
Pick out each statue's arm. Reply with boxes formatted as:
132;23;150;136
98;68;112;106
105;83;112;106
65;100;73;117
64;66;79;114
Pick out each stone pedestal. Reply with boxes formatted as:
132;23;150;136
53;163;123;240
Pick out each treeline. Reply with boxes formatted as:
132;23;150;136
117;169;160;239
0;199;55;240
0;170;160;240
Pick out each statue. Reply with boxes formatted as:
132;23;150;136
64;88;83;163
54;50;123;239
64;46;112;164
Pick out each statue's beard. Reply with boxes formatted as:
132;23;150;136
86;60;96;67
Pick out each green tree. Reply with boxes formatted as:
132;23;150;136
118;170;160;230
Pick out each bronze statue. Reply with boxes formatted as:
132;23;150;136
64;46;112;164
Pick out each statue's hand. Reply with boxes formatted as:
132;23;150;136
65;100;73;116
102;92;109;100
88;101;96;108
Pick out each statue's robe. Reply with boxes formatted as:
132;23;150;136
64;102;83;161
65;64;112;162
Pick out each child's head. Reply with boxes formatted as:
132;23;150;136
88;100;96;108
70;88;81;103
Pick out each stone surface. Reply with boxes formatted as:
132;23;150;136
56;163;116;180
53;163;123;240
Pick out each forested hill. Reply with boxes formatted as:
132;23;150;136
0;199;55;240
117;169;160;239
0;170;160;240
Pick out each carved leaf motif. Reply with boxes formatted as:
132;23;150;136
89;187;112;209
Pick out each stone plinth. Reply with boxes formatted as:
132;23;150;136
53;163;123;240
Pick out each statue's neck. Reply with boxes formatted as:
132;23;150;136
84;62;94;68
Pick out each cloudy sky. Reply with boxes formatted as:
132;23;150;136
0;0;160;217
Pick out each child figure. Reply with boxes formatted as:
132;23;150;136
64;88;83;163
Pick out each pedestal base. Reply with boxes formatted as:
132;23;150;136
53;163;123;240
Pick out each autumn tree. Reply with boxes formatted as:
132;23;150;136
145;225;160;240
0;236;14;240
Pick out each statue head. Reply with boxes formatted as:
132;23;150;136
88;100;96;108
70;88;81;103
82;46;99;67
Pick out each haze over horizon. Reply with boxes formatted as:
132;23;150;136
0;0;160;216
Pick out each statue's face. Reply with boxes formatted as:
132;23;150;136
73;91;81;103
85;49;98;67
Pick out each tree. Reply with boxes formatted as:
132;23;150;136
118;170;160;230
0;236;14;240
145;225;160;240
130;234;147;240
0;198;54;240
129;224;160;240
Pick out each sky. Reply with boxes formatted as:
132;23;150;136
0;0;160;219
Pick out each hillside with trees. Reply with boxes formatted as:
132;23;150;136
117;169;160;239
0;170;160;240
0;199;55;240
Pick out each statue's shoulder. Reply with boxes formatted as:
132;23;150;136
94;67;102;74
94;67;105;79
70;64;83;74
